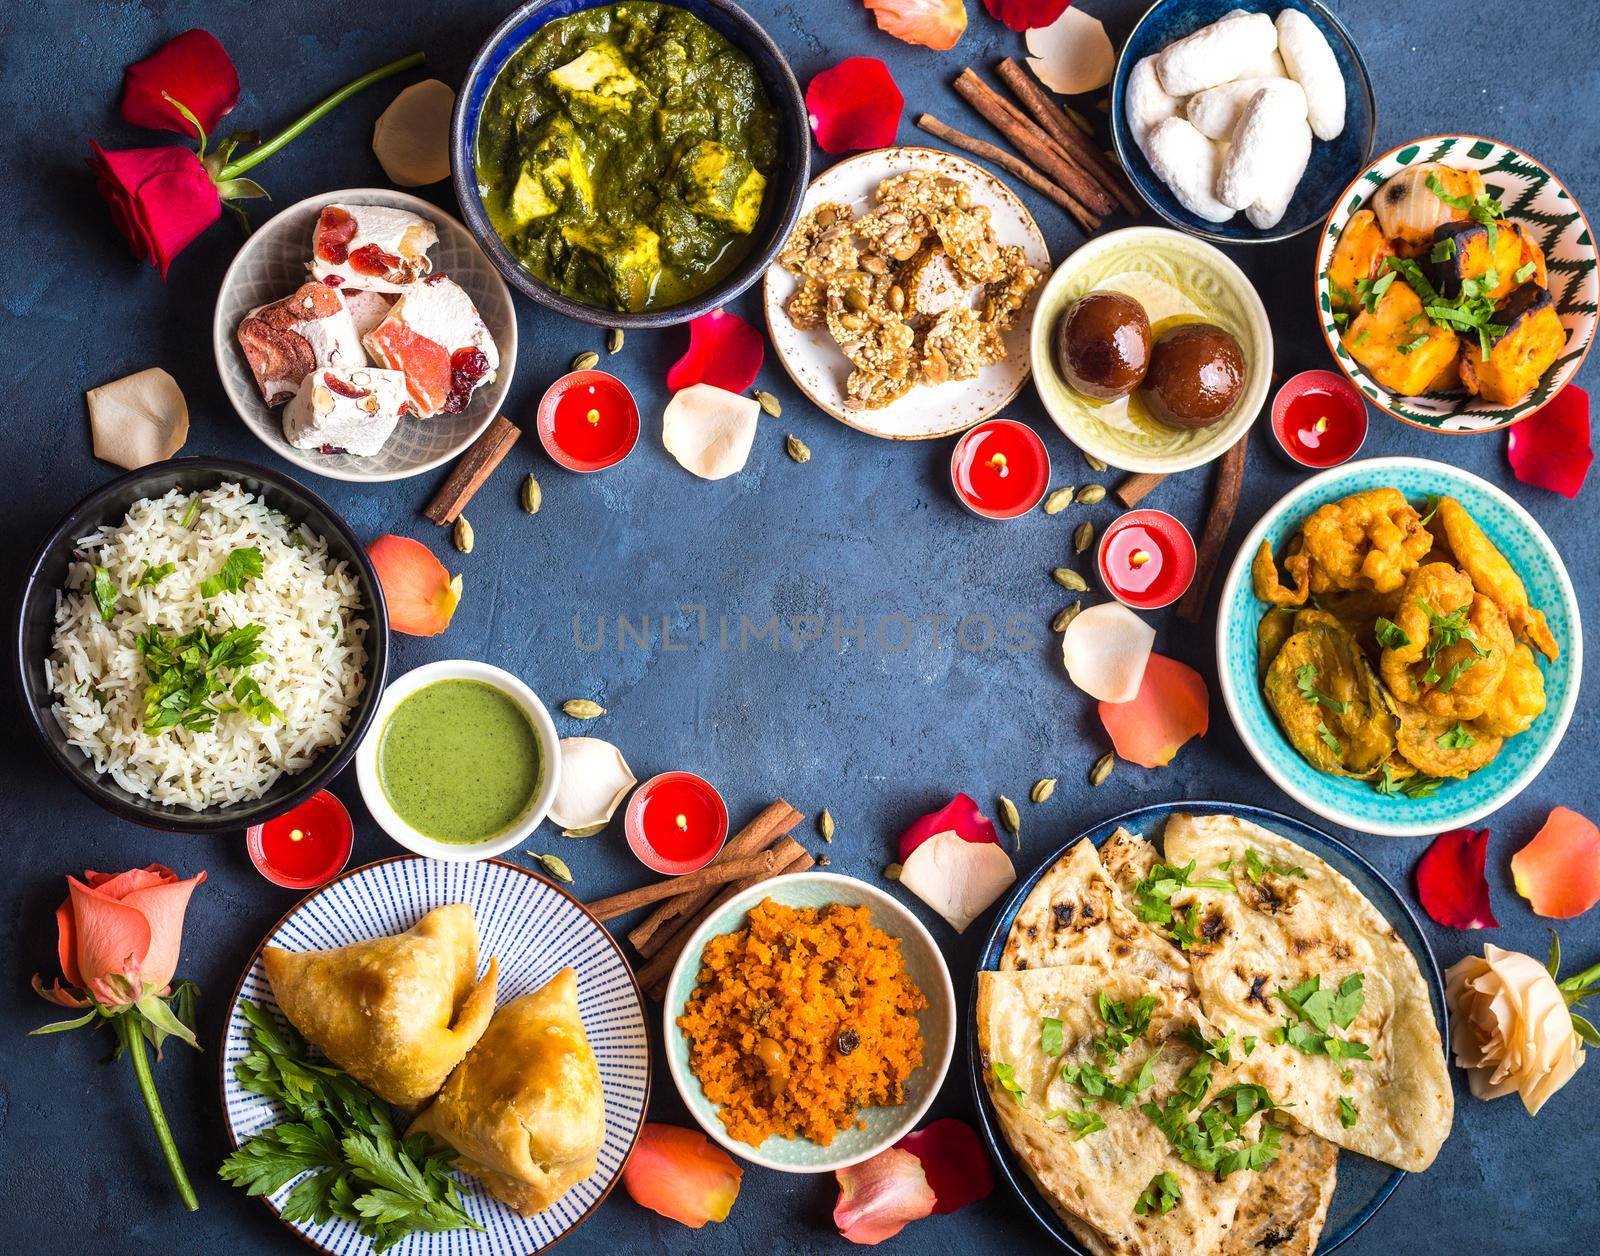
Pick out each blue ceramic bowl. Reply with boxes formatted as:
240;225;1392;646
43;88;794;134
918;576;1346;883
1216;457;1582;837
970;801;1448;1254
1110;0;1376;243
452;0;809;328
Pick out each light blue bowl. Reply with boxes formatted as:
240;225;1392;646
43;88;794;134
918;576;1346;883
1216;457;1582;836
970;801;1448;1254
663;871;956;1172
1110;0;1377;243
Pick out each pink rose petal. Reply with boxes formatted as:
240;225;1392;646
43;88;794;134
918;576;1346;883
897;792;999;862
894;1118;993;1214
665;309;764;394
834;1147;936;1244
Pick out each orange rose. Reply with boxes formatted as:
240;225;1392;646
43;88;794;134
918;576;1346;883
40;865;205;1009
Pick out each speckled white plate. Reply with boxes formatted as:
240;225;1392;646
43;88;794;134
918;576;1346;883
213;189;517;483
1030;226;1272;474
762;147;1050;440
664;871;956;1173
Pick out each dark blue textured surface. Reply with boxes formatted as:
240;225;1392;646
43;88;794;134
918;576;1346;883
0;1;1596;1252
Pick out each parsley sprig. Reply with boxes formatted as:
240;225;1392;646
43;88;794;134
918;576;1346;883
200;545;265;598
1141;1081;1282;1179
220;1002;482;1251
1132;862;1234;952
1135;1171;1181;1217
1244;849;1309;883
1295;664;1349;714
1272;974;1371;1059
1376;764;1443;798
137;622;281;733
1425;172;1504;246
1417;599;1488;687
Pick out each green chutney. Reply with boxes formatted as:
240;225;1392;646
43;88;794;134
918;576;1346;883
378;679;543;844
474;1;781;312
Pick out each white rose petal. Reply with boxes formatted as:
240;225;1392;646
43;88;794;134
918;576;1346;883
662;383;760;480
1025;9;1115;96
549;736;636;831
372;79;456;187
86;367;188;470
1061;602;1155;703
898;830;1016;934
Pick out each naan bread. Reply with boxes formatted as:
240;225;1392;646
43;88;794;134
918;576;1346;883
263;903;498;1110
410;967;603;1216
1220;1123;1337;1256
977;966;1267;1256
1160;812;1453;1169
1000;836;1191;992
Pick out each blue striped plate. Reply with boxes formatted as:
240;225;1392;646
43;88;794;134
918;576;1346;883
221;856;651;1255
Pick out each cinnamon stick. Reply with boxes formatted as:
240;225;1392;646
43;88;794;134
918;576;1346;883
1115;471;1167;508
424;416;521;525
640;844;817;998
954;69;1116;218
586;839;805;923
1177;432;1250;624
917;115;1099;232
628;799;802;956
999;59;1141;217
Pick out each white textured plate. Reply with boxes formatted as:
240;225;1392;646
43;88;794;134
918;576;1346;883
213;189;517;482
221;856;650;1256
763;147;1050;440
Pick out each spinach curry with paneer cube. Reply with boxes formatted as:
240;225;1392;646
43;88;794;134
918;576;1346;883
475;2;780;312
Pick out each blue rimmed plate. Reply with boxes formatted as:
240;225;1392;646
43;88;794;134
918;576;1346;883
969;801;1448;1254
220;856;651;1256
1216;457;1581;837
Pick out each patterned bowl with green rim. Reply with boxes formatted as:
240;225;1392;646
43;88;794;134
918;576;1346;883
1315;135;1597;432
663;870;956;1172
1215;457;1581;837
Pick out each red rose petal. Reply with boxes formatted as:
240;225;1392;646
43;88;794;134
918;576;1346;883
897;792;999;862
1416;828;1500;929
983;0;1073;30
86;141;222;278
806;58;904;156
1511;806;1600;919
1508;385;1592;498
864;0;969;50
834;1147;936;1245
622;1124;742;1228
665;309;764;394
1097;653;1209;768
894;1118;993;1214
120;29;240;138
366;535;461;636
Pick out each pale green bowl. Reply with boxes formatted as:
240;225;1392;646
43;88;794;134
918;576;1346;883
663;871;957;1173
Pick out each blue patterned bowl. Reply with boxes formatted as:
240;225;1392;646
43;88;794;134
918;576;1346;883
221;856;651;1256
663;871;956;1172
970;801;1448;1254
1216;457;1582;837
1109;0;1376;244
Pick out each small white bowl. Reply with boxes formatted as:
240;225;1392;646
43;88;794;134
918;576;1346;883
213;188;517;483
663;871;957;1173
355;659;561;861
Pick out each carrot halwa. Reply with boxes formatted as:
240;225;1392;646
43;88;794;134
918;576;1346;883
678;898;926;1146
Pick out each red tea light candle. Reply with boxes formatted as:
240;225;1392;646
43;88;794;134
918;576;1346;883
246;790;354;889
950;418;1051;520
536;369;640;472
625;771;729;875
1272;370;1368;468
1097;509;1198;611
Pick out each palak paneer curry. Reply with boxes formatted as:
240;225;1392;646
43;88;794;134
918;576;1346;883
474;2;781;312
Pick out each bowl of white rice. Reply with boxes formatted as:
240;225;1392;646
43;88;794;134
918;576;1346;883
14;459;388;832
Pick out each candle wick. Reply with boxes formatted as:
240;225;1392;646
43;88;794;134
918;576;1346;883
1131;549;1150;568
987;452;1009;475
675;813;688;831
1314;416;1328;433
586;408;601;425
289;828;305;842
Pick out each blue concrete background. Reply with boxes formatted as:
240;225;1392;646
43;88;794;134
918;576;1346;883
1;0;1595;1251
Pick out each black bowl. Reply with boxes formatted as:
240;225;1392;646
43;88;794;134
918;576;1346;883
452;0;810;328
12;458;389;834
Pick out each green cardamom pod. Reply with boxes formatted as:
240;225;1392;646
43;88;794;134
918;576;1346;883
785;433;811;463
521;474;541;514
1043;486;1075;515
998;794;1020;837
1052;567;1088;591
571;350;600;372
1089;753;1115;787
1051;602;1082;632
537;853;574;883
884;862;903;881
820;808;835;842
562;822;607;838
1074;521;1094;554
453;516;474;554
1076;484;1107;505
1031;778;1057;804
562;698;605;719
755;390;782;417
607;328;624;355
1085;453;1108;472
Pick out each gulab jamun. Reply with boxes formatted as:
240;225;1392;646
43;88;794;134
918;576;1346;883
1056;291;1152;401
1143;323;1245;429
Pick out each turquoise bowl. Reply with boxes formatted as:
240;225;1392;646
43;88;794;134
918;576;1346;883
663;871;956;1172
1216;457;1581;837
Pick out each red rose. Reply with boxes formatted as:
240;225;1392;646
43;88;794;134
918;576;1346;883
87;141;221;278
120;28;240;138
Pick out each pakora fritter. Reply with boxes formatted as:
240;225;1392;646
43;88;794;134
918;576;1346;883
1253;490;1553;798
